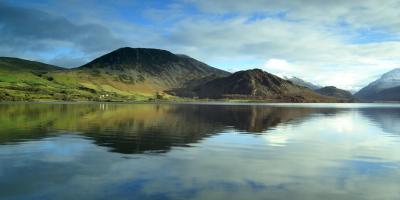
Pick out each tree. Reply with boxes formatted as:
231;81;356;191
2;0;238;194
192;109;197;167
155;92;164;100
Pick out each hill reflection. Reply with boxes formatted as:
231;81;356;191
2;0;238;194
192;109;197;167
0;103;343;154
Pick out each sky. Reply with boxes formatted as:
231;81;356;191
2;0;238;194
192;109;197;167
1;0;400;91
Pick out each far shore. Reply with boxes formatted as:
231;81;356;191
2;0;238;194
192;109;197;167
0;99;399;105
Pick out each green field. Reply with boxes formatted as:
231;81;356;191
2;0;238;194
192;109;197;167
0;57;171;102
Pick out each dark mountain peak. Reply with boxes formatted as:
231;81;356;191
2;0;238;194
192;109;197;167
81;47;180;70
176;54;191;58
80;47;228;76
242;68;264;73
232;68;277;78
114;47;176;58
192;68;337;102
77;47;229;90
230;68;286;86
236;68;265;76
324;86;338;90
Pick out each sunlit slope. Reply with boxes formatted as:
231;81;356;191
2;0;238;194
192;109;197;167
0;57;128;101
0;58;133;101
0;57;77;101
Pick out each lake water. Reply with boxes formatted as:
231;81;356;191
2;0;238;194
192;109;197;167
0;103;400;200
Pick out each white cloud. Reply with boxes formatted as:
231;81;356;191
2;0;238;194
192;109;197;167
170;0;400;91
3;0;400;90
263;58;296;77
264;59;290;70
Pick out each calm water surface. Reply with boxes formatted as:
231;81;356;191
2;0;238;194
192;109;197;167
0;103;400;200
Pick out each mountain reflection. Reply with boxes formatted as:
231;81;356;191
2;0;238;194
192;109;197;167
0;103;342;154
359;107;400;135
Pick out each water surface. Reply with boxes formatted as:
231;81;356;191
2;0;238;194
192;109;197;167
0;103;400;200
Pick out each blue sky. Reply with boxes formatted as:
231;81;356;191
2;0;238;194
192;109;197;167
1;0;400;91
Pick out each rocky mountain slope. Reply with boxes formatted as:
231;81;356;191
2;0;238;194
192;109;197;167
79;47;229;89
192;69;339;102
355;68;400;101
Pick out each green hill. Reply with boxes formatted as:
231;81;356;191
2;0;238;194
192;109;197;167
0;57;73;101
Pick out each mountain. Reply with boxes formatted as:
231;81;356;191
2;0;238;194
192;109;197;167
358;86;400;101
192;69;339;102
78;47;229;89
355;68;400;101
285;76;321;90
0;48;230;101
315;86;354;100
48;47;230;101
0;48;359;103
284;77;356;101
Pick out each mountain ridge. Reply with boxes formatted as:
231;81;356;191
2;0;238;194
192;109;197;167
355;68;400;101
2;47;396;102
77;47;230;89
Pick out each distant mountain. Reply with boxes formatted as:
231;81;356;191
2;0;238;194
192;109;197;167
192;69;339;102
315;86;354;100
285;76;322;90
359;86;400;101
355;68;400;101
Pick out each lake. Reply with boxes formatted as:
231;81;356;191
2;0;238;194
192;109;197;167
0;103;400;200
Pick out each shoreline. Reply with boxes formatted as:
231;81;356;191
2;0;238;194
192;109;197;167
1;100;400;107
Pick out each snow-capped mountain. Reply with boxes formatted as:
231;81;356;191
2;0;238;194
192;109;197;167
284;76;322;90
355;68;400;101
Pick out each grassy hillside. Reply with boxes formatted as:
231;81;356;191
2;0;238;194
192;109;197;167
0;57;68;101
0;57;156;101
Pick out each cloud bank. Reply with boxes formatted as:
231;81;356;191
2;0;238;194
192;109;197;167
1;0;400;90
